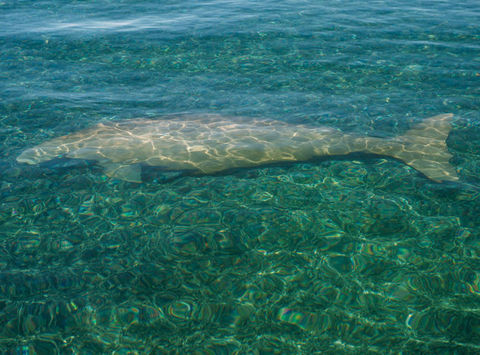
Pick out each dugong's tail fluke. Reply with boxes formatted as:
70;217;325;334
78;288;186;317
370;114;458;182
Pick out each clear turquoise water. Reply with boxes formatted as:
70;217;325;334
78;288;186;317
1;0;480;353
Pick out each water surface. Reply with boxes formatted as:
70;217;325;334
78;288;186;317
1;0;480;353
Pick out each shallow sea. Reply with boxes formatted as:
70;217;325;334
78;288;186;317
1;0;480;353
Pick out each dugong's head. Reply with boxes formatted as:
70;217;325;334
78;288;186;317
17;143;68;165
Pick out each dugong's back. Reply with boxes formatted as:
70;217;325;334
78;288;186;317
110;116;341;173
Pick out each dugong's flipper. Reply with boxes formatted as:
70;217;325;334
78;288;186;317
102;163;142;183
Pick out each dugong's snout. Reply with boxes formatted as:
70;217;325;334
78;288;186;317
17;146;64;165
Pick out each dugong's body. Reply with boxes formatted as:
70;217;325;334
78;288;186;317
17;114;458;183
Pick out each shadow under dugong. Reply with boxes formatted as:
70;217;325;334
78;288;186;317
17;114;459;183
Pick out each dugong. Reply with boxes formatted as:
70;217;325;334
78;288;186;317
17;114;458;183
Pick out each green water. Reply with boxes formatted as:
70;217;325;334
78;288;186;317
1;0;480;353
